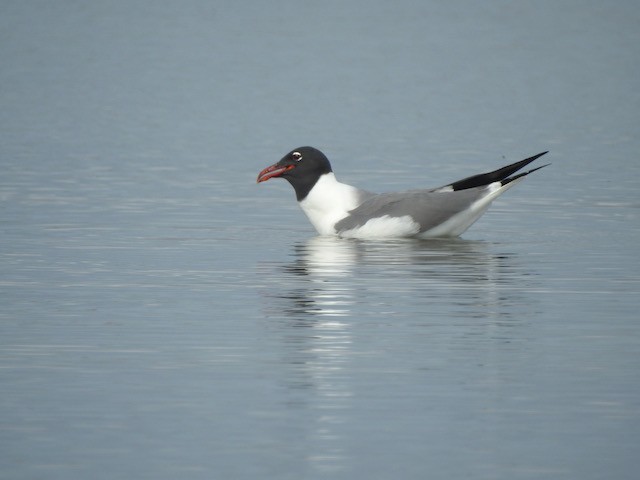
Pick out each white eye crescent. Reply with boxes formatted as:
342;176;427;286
292;151;303;162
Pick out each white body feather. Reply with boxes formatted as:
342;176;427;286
298;173;362;235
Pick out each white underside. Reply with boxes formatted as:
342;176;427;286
299;174;524;239
340;215;421;239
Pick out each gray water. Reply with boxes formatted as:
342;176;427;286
2;1;639;479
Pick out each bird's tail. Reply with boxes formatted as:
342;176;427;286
447;151;549;191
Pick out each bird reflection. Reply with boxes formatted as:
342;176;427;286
270;236;523;320
257;237;361;474
279;237;360;317
257;236;534;474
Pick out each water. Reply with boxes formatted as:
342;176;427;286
2;1;639;479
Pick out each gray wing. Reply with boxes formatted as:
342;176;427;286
334;187;486;234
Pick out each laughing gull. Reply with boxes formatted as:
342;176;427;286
257;147;549;238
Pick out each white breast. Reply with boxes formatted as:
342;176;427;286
298;173;362;235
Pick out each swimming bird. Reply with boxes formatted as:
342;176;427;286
257;146;548;238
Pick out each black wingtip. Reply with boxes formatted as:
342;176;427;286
448;151;550;191
502;162;551;186
532;151;549;159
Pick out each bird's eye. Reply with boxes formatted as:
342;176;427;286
292;151;302;162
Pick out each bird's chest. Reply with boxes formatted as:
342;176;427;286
298;175;360;235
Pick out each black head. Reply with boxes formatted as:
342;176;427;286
257;146;333;201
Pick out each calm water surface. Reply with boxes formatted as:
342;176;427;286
2;1;639;479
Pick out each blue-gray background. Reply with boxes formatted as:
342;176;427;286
1;1;639;479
